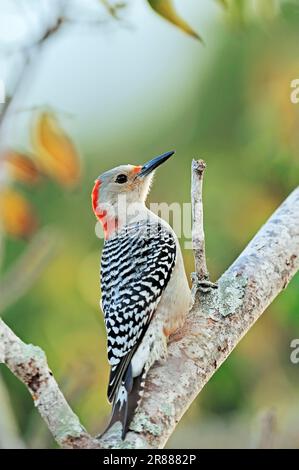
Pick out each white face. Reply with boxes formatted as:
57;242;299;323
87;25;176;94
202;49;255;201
92;152;174;228
92;164;153;218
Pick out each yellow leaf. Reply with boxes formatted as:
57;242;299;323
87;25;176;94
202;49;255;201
147;0;202;41
3;150;40;185
0;188;38;238
32;112;81;187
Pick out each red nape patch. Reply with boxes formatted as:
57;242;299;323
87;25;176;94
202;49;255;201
91;178;118;239
133;165;142;174
92;179;101;217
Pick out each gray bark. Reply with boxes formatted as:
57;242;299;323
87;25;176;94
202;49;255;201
123;186;299;448
0;320;99;449
0;163;298;449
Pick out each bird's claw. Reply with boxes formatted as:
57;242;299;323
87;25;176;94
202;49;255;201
197;280;218;293
191;273;218;293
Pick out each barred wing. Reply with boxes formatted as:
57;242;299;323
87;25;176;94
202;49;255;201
100;221;176;402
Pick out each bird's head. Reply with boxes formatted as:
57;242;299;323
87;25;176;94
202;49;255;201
92;150;174;238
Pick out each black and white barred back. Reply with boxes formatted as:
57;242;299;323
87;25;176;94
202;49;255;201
100;220;176;437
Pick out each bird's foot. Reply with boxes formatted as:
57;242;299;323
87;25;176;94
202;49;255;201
192;273;218;293
198;279;218;293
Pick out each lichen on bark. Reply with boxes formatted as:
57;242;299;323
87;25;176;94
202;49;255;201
0;164;298;449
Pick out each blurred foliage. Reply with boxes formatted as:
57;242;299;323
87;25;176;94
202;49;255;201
0;111;81;239
0;188;37;239
147;0;203;41
3;151;40;186
32;112;81;188
1;0;299;449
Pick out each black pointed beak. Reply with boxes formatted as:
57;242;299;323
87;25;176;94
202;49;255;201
138;150;175;178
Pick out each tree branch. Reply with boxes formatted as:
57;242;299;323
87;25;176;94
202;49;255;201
0;164;298;449
110;184;299;448
0;320;100;449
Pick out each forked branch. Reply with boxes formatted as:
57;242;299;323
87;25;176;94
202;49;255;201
1;162;299;449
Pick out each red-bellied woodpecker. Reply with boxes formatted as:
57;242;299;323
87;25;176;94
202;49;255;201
92;151;191;439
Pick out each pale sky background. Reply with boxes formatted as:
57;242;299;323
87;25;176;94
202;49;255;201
0;0;222;154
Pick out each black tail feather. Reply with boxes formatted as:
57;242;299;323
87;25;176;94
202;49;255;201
102;365;145;440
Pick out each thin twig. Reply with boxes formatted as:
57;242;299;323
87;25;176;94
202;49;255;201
105;187;299;449
0;6;66;148
0;178;298;448
100;0;126;20
191;159;209;279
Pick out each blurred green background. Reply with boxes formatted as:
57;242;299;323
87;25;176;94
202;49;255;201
0;0;299;448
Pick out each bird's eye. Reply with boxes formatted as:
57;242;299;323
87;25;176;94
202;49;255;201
115;174;128;184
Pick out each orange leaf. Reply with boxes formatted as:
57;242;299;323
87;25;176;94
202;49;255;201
3;150;40;185
0;188;38;238
32;112;81;187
